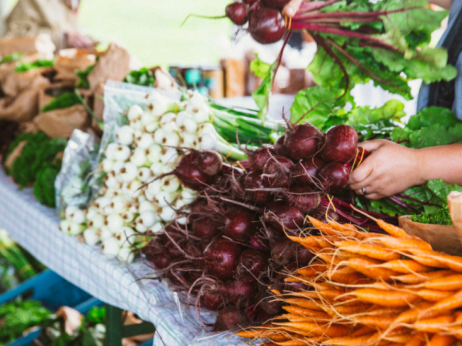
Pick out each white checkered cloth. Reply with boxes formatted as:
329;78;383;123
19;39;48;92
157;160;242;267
0;170;257;346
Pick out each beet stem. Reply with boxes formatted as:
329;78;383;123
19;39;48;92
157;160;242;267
181;14;226;27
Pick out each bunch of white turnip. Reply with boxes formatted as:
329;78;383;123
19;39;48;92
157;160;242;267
59;90;243;263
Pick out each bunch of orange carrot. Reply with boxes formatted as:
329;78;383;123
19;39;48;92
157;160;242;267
237;214;462;346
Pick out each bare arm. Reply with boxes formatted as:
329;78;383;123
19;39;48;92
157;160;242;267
348;141;462;199
429;0;452;10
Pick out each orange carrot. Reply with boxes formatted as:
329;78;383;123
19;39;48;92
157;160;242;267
328;271;368;285
426;334;456;346
286;235;321;247
353;288;419;307
424;289;462;313
297;261;327;277
276;313;331;322
413;314;455;333
288;291;319;300
392;301;441;325
416;290;455;302
274;322;350;338
236;329;288;341
423;274;462;291
403;332;426;346
377;237;432;252
376;219;412;239
431;254;462;273
363;307;407;317
321;333;378;345
351;326;375;336
384;334;412;344
283;305;330;317
352;315;395;329
284;275;311;283
274;340;319;346
348;258;400;281
320;289;352;301
378;260;432;274
393;271;455;284
284;298;325;311
327;219;359;237
336;241;401;261
308;216;338;236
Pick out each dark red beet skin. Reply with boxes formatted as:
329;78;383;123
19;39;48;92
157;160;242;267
284;124;323;161
285;185;321;213
248;4;286;44
247;146;276;171
262;156;293;188
204;239;242;281
237;249;268;278
265;201;304;231
243;0;259;4
271;237;293;266
200;290;225;311
225;3;249;26
151;253;171;270
226;278;258;307
196;150;223;176
173;153;212;190
291;157;324;186
317;162;350;193
293;243;315;265
192;217;221;239
214;306;249;331
224;208;255;242
261;0;291;9
244;170;271;204
321;125;359;164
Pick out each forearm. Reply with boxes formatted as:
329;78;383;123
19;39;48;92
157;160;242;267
428;0;451;10
416;144;462;185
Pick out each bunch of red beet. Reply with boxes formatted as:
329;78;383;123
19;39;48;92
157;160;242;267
141;123;362;331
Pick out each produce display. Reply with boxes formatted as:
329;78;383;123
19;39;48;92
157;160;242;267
59;90;282;263
237;215;462;346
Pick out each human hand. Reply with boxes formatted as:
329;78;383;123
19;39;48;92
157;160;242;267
283;0;304;17
65;32;94;49
348;140;424;200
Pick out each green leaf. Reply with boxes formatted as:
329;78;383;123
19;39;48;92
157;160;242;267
411;205;451;225
41;92;81;112
0;52;25;65
250;54;271;79
346;99;405;128
14;59;54;73
290;86;337;128
407;106;458;130
124;67;155;87
426;179;462;204
251;56;278;122
76;65;95;90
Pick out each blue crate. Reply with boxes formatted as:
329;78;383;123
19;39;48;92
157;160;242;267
0;270;91;311
6;297;103;346
139;340;154;346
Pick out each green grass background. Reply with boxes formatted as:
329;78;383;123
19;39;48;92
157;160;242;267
4;0;233;67
78;0;232;67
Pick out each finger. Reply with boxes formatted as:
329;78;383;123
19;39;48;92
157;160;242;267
358;140;385;152
349;172;377;190
365;193;381;200
349;161;374;185
283;0;304;17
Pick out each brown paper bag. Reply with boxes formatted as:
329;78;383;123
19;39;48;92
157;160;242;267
54;49;96;83
34;104;89;138
399;215;462;255
447;192;462;250
0;77;50;122
221;58;246;97
87;42;142;93
0;35;56;57
2;68;53;97
152;66;177;92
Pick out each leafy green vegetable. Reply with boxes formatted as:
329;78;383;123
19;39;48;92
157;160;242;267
41;92;81;113
34;162;61;208
0;53;25;65
412;205;452;225
76;65;95;90
14;59;54;73
290;87;337;127
250;55;278;122
124;67;155;87
0;301;52;344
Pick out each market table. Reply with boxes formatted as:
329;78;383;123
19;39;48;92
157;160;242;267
0;169;252;346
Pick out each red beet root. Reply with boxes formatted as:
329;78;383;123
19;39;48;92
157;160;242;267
243;0;259;4
284;123;323;161
271;237;293;266
165;152;212;191
321;125;359;164
196;150;223;176
248;4;286;44
291;157;324;186
317;162;350;193
225;3;249;25
244;170;271;204
293;243;315;265
200;290;225;311
236;249;268;278
226;278;258;308
214;306;249;331
285;185;321;213
261;0;291;9
192;217;221;239
265;201;304;231
224;208;255;242
151;253;171;270
247;146;276;171
204;239;242;281
262;156;293;188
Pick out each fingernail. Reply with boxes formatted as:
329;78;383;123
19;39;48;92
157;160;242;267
286;8;294;16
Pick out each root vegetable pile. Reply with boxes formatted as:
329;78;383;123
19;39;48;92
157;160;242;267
140;121;374;330
238;215;462;346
